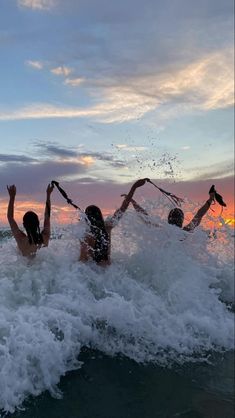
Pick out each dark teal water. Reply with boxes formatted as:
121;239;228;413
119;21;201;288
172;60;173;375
8;349;234;418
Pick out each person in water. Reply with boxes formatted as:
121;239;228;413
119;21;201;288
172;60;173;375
7;183;54;257
127;189;216;232
79;178;149;265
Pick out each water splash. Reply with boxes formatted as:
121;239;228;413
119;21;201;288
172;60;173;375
0;199;234;414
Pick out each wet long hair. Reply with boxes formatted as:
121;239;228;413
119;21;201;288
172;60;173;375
168;208;184;228
85;205;109;263
23;211;43;245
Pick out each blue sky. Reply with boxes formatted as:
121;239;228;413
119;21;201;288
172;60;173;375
0;0;234;217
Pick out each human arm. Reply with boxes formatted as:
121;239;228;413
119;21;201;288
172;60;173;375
121;194;150;216
106;178;149;228
131;198;149;216
127;197;160;227
7;185;23;241
183;192;215;232
42;183;54;246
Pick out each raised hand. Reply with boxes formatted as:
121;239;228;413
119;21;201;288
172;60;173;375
209;191;215;201
46;183;54;195
208;185;226;207
7;185;16;198
132;178;150;189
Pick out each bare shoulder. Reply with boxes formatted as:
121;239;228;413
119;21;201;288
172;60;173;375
12;227;26;240
13;230;28;253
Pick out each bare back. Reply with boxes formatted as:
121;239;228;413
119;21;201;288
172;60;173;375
10;224;49;257
7;183;53;258
80;222;112;266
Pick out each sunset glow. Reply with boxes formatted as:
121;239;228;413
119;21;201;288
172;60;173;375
0;194;234;229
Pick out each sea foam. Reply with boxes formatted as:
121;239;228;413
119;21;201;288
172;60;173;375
0;204;234;413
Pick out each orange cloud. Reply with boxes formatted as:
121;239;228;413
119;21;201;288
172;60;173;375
80;156;95;166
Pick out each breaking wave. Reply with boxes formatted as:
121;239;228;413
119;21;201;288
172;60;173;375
0;200;234;413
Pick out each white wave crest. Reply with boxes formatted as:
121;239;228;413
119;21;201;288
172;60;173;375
0;205;234;413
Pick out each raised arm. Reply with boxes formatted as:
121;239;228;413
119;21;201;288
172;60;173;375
121;195;150;216
42;183;54;245
7;185;23;240
183;191;215;232
106;178;149;228
131;198;149;216
7;185;18;229
128;197;159;227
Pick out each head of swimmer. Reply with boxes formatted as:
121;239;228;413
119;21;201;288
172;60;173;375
23;211;39;230
23;211;42;244
85;205;105;229
168;208;184;228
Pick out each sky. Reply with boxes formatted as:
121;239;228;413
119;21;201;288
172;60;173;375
0;0;234;225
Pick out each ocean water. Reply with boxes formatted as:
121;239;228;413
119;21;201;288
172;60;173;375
0;208;234;417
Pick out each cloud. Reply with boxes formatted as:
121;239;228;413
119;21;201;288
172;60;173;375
115;144;147;152
0;176;233;227
51;66;73;76
115;144;128;149
184;159;234;181
1;48;233;124
0;104;89;121
0;143;129;210
34;142;79;158
64;77;85;86
18;0;56;11
46;0;232;89
168;175;234;213
0;160;87;194
97;47;234;120
181;146;191;151
79;156;95;166
26;60;44;70
34;141;126;168
54;0;234;26
0;99;157;123
0;154;37;163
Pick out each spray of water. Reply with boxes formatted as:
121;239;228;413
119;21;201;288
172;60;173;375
0;198;234;414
